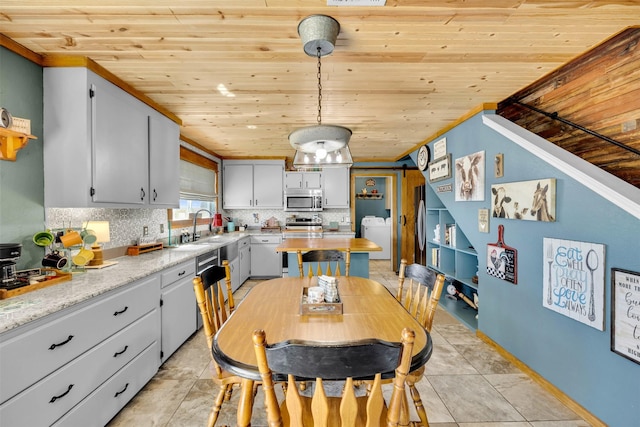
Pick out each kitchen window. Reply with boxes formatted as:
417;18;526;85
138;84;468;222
168;147;219;230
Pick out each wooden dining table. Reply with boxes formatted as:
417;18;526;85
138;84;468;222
212;275;432;426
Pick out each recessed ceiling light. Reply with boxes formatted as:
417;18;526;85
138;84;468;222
247;125;257;129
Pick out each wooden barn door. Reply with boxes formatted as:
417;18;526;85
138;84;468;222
400;169;425;266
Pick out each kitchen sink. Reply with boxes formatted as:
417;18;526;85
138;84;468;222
165;244;203;252
167;235;235;250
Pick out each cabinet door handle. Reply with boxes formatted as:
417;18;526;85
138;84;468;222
113;345;129;357
113;306;129;316
114;382;129;398
49;384;74;403
153;189;158;201
49;335;74;350
178;270;186;276
140;187;146;201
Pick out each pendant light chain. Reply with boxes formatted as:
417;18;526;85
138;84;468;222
317;46;322;126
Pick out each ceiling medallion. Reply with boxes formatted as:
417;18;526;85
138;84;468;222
291;15;353;169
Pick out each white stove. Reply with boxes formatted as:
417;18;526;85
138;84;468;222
283;216;323;239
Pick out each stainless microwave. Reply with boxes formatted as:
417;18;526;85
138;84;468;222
284;189;323;212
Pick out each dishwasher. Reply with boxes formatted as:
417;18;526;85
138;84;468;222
195;248;219;329
220;241;240;297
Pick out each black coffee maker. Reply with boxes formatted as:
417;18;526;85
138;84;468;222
0;243;23;290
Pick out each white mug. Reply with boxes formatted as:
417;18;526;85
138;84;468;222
307;286;325;304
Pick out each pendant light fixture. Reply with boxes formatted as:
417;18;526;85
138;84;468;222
290;15;353;168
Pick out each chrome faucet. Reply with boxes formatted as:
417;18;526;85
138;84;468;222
192;209;213;241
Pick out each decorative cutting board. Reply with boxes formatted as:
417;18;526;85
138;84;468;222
486;224;517;284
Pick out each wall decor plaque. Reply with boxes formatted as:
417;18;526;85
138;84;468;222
436;183;453;193
543;238;605;330
433;137;447;160
486;225;517;284
428;154;451;183
611;268;640;364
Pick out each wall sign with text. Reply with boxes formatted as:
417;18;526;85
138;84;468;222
611;268;640;365
543;237;606;330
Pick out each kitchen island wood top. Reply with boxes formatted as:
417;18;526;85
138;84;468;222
276;237;382;252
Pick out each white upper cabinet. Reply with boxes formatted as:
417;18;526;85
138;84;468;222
284;171;322;189
222;160;284;209
43;67;179;208
322;168;350;208
149;109;180;207
90;75;149;205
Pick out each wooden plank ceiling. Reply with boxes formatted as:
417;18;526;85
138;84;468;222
498;27;640;188
2;0;640;163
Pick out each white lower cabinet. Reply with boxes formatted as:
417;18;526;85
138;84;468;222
250;235;282;278
0;276;160;427
52;341;159;427
160;260;197;363
228;257;240;294
239;237;251;285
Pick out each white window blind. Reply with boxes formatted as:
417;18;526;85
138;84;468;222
180;160;217;201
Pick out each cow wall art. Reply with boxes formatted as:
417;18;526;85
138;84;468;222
455;150;485;201
490;179;556;222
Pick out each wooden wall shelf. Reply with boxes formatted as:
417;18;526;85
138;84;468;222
355;193;383;200
0;128;37;161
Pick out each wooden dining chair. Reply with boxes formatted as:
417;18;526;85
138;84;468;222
193;260;244;427
296;249;351;278
394;259;446;427
253;328;417;427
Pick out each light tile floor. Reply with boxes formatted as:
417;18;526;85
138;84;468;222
108;260;591;427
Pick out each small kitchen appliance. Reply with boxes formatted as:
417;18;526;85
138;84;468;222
0;243;23;290
284;189;323;212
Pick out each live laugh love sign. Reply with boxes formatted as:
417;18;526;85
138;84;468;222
543;238;606;330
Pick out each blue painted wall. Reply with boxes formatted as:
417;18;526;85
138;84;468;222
354;176;389;237
0;47;44;269
414;110;639;426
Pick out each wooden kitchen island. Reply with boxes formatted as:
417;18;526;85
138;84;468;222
276;237;382;278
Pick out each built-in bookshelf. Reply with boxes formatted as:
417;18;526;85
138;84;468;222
425;185;479;330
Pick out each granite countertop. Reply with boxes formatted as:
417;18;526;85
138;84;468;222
0;231;255;335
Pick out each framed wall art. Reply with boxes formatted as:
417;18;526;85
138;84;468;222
433;137;447;160
491;178;556;222
455;150;485;201
611;268;640;365
543;237;606;330
428;154;451;183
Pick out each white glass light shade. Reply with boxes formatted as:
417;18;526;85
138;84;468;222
293;145;353;169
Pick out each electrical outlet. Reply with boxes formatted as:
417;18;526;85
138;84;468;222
160;223;164;233
143;226;149;236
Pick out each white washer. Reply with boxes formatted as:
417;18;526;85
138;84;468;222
361;216;391;259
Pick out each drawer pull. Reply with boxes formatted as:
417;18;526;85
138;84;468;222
49;384;74;403
49;335;74;350
178;270;186;276
113;306;129;316
114;382;129;398
113;345;129;357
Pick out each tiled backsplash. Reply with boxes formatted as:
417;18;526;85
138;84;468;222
224;209;351;228
46;208;352;250
46;208;169;250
